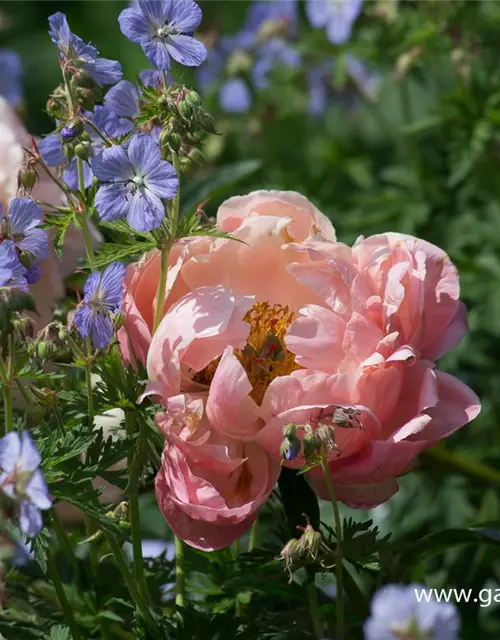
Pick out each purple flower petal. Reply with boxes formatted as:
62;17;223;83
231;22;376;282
138;0;168;25
169;0;203;33
90;311;115;349
84;57;123;86
74;303;93;339
105;80;140;119
165;34;207;67
219;78;251;114
94;183;132;221
25;470;52;510
119;6;155;43
127;134;160;175
99;262;126;311
306;0;329;27
142;39;172;70
63;159;93;191
144;162;178;200
91;145;133;183
18;229;49;262
19;501;43;537
7;198;43;234
38;134;65;167
0;49;23;107
0;432;21;474
127;189;164;232
25;264;42;284
48;12;72;52
83;271;101;300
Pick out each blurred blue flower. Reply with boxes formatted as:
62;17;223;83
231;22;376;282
307;56;380;117
48;12;123;86
0;431;52;537
74;261;126;349
0;50;23;107
39;106;128;190
197;10;301;115
119;0;207;70
245;0;298;36
0;241;28;291
306;0;363;45
0;199;48;283
364;584;460;640
91;134;179;232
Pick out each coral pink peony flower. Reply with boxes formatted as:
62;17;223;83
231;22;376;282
133;190;479;548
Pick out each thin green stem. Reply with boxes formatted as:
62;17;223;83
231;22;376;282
125;409;148;601
2;336;16;434
2;378;13;435
152;244;170;334
104;532;161;638
306;580;324;639
46;547;82;640
76;157;96;271
85;342;94;434
175;535;185;609
248;516;259;552
16;378;32;407
170;151;181;234
320;457;344;640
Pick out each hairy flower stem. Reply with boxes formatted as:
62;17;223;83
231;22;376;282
306;579;324;639
0;336;16;434
248;516;259;551
152;242;170;334
320;457;345;640
46;546;82;640
175;535;185;609
125;409;148;602
85;342;94;434
104;532;161;638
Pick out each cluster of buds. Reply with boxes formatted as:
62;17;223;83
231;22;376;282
279;515;329;581
29;321;71;362
0;288;36;341
47;73;102;117
138;83;216;169
280;407;363;465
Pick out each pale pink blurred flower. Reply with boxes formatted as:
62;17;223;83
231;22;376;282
128;190;479;548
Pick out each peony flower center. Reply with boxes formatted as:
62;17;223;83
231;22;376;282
194;301;300;405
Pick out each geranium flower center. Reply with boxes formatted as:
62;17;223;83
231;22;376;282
194;301;300;405
156;24;178;40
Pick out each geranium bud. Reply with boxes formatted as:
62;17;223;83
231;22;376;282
177;100;191;119
63;144;75;161
17;167;38;192
169;133;182;153
303;432;322;461
61;118;84;142
188;148;206;166
74;141;91;161
315;424;338;454
185;90;202;108
297;523;322;561
280;436;301;462
72;69;94;89
279;537;301;577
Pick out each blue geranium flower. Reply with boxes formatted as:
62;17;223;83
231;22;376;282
0;241;28;291
74;261;126;349
0;199;48;284
0;431;52;537
119;0;207;70
39;106;129;190
306;0;363;45
0;50;23;107
91;134;179;232
364;584;460;640
48;12;122;86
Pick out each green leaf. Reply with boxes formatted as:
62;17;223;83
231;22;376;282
181;159;261;214
82;242;156;269
45;626;71;640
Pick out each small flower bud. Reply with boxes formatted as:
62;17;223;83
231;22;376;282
158;129;171;149
279;538;301;578
198;112;218;135
303;432;322;461
78;87;97;111
74;141;91;161
17;167;38;192
188;148;206;166
280;436;301;462
30;386;58;409
177;100;192;119
63;144;75;161
72;70;94;89
283;423;297;439
296;522;322;561
46;97;66;120
12;314;35;341
184;90;202;108
332;407;361;429
315;424;338;455
61;118;84;143
169;132;182;153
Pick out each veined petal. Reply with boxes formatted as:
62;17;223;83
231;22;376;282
19;501;43;537
0;432;21;473
145;161;178;200
7;198;43;234
128;134;160;175
18;229;49;262
84;57;123;86
119;6;154;43
127;189;164;232
99;262;126;311
169;0;203;32
94;183;131;221
90;312;115;349
25;469;52;509
74;303;94;338
105;80;140;118
166;34;207;67
38;134;65;166
142;39;171;70
91;145;132;182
